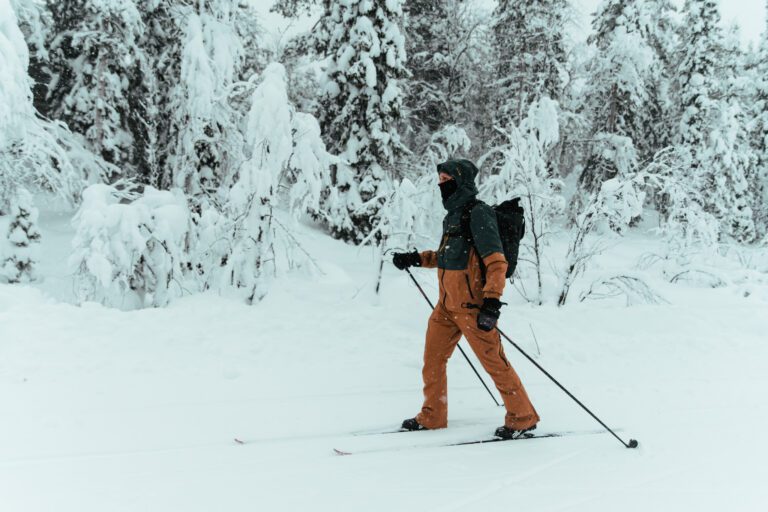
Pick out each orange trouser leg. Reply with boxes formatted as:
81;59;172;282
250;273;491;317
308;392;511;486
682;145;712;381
415;305;462;429
454;311;540;430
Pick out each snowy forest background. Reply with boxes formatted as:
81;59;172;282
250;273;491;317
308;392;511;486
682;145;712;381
1;0;767;309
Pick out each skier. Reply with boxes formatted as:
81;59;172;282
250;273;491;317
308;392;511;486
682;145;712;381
392;159;540;439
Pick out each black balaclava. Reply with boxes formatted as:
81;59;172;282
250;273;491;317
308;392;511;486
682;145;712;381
438;179;458;201
436;159;480;210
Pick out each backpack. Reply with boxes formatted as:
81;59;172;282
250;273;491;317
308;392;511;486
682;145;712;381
460;198;525;279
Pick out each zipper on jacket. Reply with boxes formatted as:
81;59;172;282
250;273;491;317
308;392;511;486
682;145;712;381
464;273;475;300
438;233;449;307
441;268;448;305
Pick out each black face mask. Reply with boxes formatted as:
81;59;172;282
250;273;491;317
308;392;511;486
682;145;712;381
439;179;458;200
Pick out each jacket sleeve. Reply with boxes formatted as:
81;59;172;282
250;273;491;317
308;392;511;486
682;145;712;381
470;204;508;299
480;252;507;299
419;250;438;268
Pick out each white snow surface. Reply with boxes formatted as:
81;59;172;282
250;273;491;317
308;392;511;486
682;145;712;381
1;210;767;511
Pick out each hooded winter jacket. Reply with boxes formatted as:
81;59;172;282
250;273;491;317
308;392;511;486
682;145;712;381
419;159;508;312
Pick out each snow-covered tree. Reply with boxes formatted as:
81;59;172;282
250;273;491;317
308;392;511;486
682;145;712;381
232;2;264;81
129;0;183;186
747;11;768;237
228;63;303;301
491;0;569;129
1;0;87;207
69;184;190;309
582;133;640;193
402;0;452;146
644;148;720;254
10;0;49;56
479;97;565;305
270;0;319;18
364;177;421;295
574;0;677;173
552;40;592;178
677;0;721;154
0;0;36;208
195;63;330;303
400;0;498;160
421;125;472;172
164;1;245;198
41;0;145;175
50;0;261;188
716;23;757;241
559;172;646;305
578;0;654;197
316;0;408;242
677;0;755;242
1;189;41;284
641;0;679;155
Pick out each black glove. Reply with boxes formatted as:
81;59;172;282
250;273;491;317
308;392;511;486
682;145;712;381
392;250;421;270
477;298;502;331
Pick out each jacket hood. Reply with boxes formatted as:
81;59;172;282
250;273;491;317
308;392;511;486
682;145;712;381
437;159;479;211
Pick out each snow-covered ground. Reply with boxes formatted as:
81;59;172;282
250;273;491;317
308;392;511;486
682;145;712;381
1;211;767;512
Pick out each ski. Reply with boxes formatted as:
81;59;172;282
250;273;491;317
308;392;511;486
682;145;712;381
352;428;407;436
449;430;574;446
332;428;611;456
233;426;405;445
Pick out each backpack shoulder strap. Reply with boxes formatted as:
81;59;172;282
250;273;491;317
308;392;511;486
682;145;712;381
460;199;487;283
460;199;482;241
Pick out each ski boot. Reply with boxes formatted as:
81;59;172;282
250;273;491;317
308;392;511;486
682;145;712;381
401;418;427;431
494;424;537;440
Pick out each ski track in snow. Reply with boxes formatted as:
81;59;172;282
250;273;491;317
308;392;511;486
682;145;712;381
1;213;767;511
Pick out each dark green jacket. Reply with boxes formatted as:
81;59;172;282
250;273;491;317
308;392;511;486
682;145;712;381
420;159;508;311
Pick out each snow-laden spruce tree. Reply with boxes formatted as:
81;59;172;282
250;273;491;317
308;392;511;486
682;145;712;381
551;39;592;178
402;0;453;146
578;0;655;199
69;184;189;309
0;0;35;209
1;0;86;208
316;0;408;242
491;0;569;130
400;0;498;159
747;13;768;238
1;189;41;284
677;0;755;242
643;148;720;256
86;0;261;188
677;0;720;156
716;24;758;242
197;63;330;303
129;0;182;186
165;1;245;198
226;62;298;303
640;0;679;155
480;98;565;304
42;0;145;175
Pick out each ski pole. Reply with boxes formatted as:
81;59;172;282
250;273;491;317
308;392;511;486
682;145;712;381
405;268;501;407
495;325;639;449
